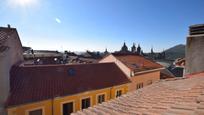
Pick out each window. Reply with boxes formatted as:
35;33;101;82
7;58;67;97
97;94;105;104
116;90;122;98
68;68;76;76
81;98;90;109
29;109;42;115
137;83;143;89
63;102;74;115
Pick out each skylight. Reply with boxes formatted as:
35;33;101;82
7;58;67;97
67;68;75;76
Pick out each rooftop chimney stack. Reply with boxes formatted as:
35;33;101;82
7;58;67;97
185;24;204;74
7;24;11;28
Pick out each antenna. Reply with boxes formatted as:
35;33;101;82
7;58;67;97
60;45;63;52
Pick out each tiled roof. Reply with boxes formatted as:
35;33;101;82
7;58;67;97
67;56;100;64
6;63;130;107
0;27;17;53
186;71;204;78
112;53;163;73
0;30;7;43
24;56;63;65
80;51;102;59
0;27;16;44
73;73;204;115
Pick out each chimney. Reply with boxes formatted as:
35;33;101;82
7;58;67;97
7;24;11;28
185;24;204;74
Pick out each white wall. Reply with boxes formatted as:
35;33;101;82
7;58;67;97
0;30;23;115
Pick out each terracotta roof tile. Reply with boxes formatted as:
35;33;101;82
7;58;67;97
73;72;204;115
185;71;204;78
6;63;130;107
112;53;163;73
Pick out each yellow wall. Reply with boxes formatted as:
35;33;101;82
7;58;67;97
7;84;129;115
129;70;160;91
7;100;52;115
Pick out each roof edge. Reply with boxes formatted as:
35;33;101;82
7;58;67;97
5;83;130;108
134;67;165;76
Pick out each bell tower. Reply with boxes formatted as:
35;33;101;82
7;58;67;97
131;43;136;53
120;42;129;53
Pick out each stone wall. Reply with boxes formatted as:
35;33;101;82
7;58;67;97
186;24;204;74
186;35;204;74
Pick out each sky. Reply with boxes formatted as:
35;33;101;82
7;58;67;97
0;0;204;52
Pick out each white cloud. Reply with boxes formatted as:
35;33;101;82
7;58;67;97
55;18;61;24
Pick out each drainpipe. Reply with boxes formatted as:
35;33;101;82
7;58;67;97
110;87;112;99
52;98;54;115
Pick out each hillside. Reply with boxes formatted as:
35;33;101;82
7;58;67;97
164;44;185;60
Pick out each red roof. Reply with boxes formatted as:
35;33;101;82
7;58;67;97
6;63;130;107
73;72;204;115
112;53;163;73
185;71;204;78
0;27;17;52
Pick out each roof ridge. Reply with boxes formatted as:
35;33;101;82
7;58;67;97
21;62;116;68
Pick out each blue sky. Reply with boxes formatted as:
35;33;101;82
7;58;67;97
0;0;204;52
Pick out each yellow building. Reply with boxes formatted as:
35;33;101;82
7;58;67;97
99;53;164;91
6;63;130;115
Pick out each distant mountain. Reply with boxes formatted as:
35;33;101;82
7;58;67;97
164;44;185;60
